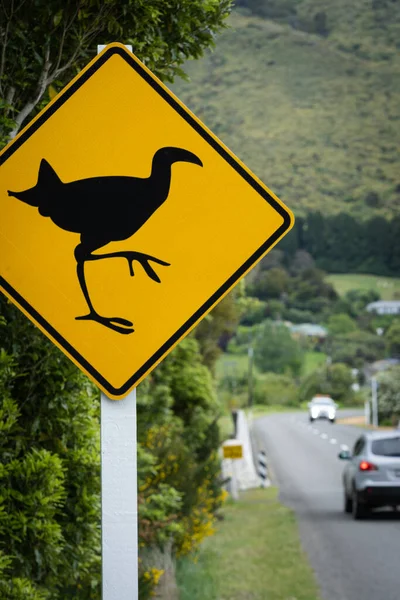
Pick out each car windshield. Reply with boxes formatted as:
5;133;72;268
371;437;400;457
312;398;333;405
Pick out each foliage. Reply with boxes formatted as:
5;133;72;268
326;313;357;335
238;296;268;326
0;298;101;599
136;337;226;566
327;329;386;369
376;366;400;424
385;319;400;357
290;214;400;276
254;320;304;376
247;267;289;301
193;293;240;367
172;9;400;221
0;0;232;143
299;362;354;404
253;372;298;406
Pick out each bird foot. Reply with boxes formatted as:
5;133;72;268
123;252;170;282
87;250;170;283
76;312;134;335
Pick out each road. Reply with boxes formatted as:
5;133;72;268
252;411;400;600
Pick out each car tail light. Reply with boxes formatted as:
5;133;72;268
359;460;378;472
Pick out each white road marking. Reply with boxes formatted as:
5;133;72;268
313;429;319;434
321;433;328;440
330;438;337;445
340;444;349;451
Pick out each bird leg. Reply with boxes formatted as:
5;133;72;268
74;244;135;335
85;251;170;283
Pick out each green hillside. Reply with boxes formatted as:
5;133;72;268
170;4;400;219
327;273;400;300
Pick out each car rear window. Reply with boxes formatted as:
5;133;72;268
371;437;400;457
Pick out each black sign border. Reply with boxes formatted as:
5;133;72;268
0;46;293;397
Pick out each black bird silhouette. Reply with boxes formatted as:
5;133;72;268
8;147;203;334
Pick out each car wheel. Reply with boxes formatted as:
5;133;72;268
330;419;335;424
344;490;353;513
352;489;368;520
309;417;314;422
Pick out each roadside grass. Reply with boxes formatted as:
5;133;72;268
337;415;394;431
176;487;321;600
326;274;400;301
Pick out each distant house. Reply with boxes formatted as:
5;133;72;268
366;300;400;315
290;323;328;341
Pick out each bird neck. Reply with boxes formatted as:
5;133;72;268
149;151;174;205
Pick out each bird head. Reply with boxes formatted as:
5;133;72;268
158;147;203;168
8;159;63;213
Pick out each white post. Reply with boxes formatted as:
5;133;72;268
101;389;138;599
371;377;379;428
365;400;371;426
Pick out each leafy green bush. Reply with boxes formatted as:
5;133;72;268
376;366;400;424
253;373;299;406
254;321;304;376
299;362;354;404
326;313;358;335
0;299;101;599
385;319;400;357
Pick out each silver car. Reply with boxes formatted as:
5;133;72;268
308;396;337;423
339;431;400;519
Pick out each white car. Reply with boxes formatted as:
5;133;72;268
308;396;337;423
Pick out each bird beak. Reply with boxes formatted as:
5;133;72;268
8;188;38;206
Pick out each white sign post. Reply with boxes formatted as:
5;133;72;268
97;44;138;600
101;390;138;599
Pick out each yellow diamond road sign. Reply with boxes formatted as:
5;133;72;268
0;43;293;398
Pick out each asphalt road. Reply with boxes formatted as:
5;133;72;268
252;411;400;600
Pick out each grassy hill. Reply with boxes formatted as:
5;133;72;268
327;273;400;300
170;4;400;219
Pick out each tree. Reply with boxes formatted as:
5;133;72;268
253;372;298;406
385;319;400;357
248;267;290;301
254;320;303;376
329;330;386;368
289;249;315;275
299;363;354;404
327;313;357;335
0;0;232;143
194;292;240;368
376;366;400;424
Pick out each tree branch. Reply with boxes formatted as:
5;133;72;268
8;43;52;138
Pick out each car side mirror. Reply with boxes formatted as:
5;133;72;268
338;450;351;460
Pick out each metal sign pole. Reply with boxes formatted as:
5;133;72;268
101;389;138;599
371;377;379;428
